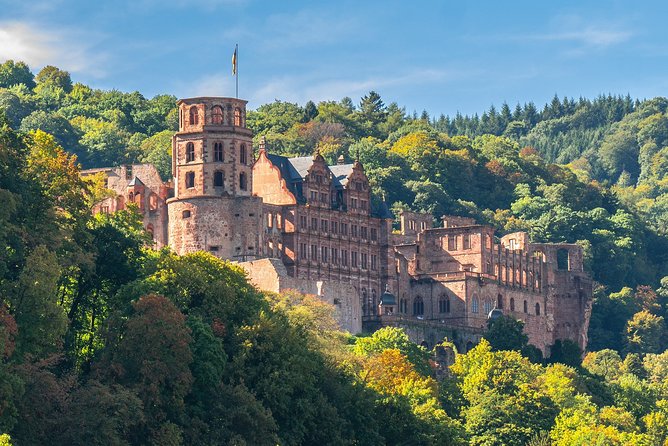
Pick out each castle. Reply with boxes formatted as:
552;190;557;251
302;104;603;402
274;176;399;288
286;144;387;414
82;96;593;356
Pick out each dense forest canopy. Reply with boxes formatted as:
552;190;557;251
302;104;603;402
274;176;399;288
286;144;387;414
2;59;668;445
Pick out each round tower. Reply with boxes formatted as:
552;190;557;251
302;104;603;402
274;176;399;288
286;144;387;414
167;97;262;260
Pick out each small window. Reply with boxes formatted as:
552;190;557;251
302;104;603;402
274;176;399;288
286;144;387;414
510;298;515;311
186;142;195;162
209;246;220;252
212;106;223;124
234;107;242;126
523;300;528;313
535;303;541;316
214;171;224;187
497;294;503;310
182;210;191;218
185;172;195;188
214;142;224;162
239;172;247;190
240;144;247;164
189;106;198;125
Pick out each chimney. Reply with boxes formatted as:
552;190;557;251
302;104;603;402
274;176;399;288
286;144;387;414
337;154;345;165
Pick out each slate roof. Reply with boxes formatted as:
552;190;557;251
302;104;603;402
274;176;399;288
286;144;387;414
329;163;355;187
128;176;144;186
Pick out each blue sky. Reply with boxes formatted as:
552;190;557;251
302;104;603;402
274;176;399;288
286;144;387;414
1;0;667;116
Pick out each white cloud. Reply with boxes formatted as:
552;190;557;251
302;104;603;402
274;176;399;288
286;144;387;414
536;26;632;47
0;21;108;76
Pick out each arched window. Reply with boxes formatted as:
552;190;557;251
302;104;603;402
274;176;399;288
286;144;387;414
471;295;479;313
189;106;198;125
234;107;242;126
240;144;247;165
413;296;424;316
535;303;541;315
185;172;195;189
400;298;408;314
523;300;528;313
439;296;450;313
362;289;368;316
239;172;247;191
214;171;224;187
557;248;570;270
483;299;492;314
510;297;515;311
186;142;195;162
212;105;223;124
128;192;134;202
497;294;503;309
214;142;224;162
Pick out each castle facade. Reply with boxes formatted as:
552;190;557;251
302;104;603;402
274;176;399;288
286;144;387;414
82;96;592;355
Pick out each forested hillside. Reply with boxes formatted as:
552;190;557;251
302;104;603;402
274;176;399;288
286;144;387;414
2;60;668;445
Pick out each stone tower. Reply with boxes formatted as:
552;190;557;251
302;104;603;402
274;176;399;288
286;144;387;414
167;97;262;260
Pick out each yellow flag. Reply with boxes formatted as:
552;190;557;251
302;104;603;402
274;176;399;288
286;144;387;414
232;47;237;75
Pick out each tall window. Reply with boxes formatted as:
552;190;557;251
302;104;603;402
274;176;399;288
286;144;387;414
400;298;408;314
239;172;247;191
186;142;195;162
483;299;492;314
535;303;541;316
212;105;223;124
189;106;198;125
510;297;515;311
214;171;224;187
448;235;457;250
439;296;450;313
472;296;479;313
240;144;247;164
234;107;241;126
497;294;503;309
351;251;358;268
463;234;471;250
361;253;367;269
362;289;368;316
185;172;195;189
214;142;224;162
413;296;424;316
523;300;528;313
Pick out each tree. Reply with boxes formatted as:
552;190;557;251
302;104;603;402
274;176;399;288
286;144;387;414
625;310;666;354
354;327;431;375
0;61;35;89
582;349;623;381
35;66;73;93
484;315;529;352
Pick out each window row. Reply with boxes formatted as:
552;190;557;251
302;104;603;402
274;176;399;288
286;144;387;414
184;105;244;127
442;234;472;251
298;216;378;240
184;142;248;164
308;191;368;210
470;295;541;316
298;243;377;269
398;296;451;316
184;171;247;190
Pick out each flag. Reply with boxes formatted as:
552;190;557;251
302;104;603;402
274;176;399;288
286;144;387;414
232;46;237;75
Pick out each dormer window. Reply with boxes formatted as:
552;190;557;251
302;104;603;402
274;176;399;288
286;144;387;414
212;106;223;124
189;106;199;125
186;142;195;162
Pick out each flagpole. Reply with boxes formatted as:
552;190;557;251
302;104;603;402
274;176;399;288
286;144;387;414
235;43;239;99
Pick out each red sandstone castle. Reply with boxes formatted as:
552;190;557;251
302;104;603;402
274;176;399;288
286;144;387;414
83;96;592;355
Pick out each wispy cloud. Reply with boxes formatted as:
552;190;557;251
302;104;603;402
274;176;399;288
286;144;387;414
533;26;632;47
0;21;108;76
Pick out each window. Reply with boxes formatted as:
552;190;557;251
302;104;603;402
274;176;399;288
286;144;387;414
310;190;318;201
413;296;424;316
483;300;492;314
321;219;328;232
439;297;451;313
361;200;367;210
360;226;368;240
341;223;348;235
267;213;273;228
351;251;358;268
510;298;515;311
182;210;191;218
486;234;492;249
370;228;377;241
351;198;357;209
463;234;471;250
214;142;224;162
311;244;318;261
234;107;241;126
214;171;224;187
535;303;541;316
300;243;307;260
371;255;377;270
321;246;328;263
497;294;503;310
361;253;368;269
341;250;348;266
185;172;195;188
186;142;195;162
523;300;528;313
300;215;307;230
351;225;358;238
471;295;479;313
212;105;223;124
557;248;570;271
448;235;457;250
101;205;109;214
400;298;408;314
320;192;327;203
209;245;219;252
239;172;247;190
240;144;247;165
332;248;338;264
331;221;338;234
189;106;198;125
311;217;318;230
362;289;368;316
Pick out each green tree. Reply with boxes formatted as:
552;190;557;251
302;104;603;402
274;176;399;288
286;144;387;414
0;61;35;89
625;310;666;354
